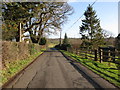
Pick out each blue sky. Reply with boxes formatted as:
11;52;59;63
48;1;118;38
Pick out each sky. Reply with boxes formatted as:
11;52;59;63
118;2;120;33
48;0;119;39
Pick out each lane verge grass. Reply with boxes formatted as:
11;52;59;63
61;50;120;88
1;50;45;86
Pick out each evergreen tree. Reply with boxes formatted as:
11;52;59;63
115;33;120;51
114;34;120;79
2;2;35;41
80;4;105;49
61;33;71;50
63;33;68;45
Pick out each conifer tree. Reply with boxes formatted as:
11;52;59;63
62;33;71;50
114;33;120;79
63;33;68;45
80;4;105;49
115;33;120;51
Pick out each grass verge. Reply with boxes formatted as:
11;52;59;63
1;51;45;86
61;50;120;88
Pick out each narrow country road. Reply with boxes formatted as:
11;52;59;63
5;48;115;88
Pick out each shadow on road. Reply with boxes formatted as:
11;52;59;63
61;52;103;88
44;48;58;52
70;62;102;89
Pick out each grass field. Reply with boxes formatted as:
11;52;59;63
61;50;120;88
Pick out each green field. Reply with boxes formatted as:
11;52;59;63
61;50;120;88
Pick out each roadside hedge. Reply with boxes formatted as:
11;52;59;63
2;41;45;68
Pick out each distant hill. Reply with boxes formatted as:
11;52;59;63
47;38;60;45
48;38;82;45
48;37;115;47
69;38;82;45
105;37;115;46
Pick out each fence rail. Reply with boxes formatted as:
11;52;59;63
67;47;120;65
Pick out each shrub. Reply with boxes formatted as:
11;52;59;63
61;44;71;51
54;44;61;49
39;37;47;45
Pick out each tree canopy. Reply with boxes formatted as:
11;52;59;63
2;2;73;43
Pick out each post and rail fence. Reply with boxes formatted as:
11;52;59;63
67;46;120;65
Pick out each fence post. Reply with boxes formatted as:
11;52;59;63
77;50;80;55
94;49;97;61
67;47;68;52
101;49;103;63
99;49;103;63
71;48;73;53
113;48;115;63
108;50;111;66
85;50;87;59
99;49;101;63
118;51;120;79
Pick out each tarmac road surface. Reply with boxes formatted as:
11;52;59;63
5;48;116;88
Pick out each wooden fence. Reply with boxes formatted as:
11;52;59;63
67;47;120;65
